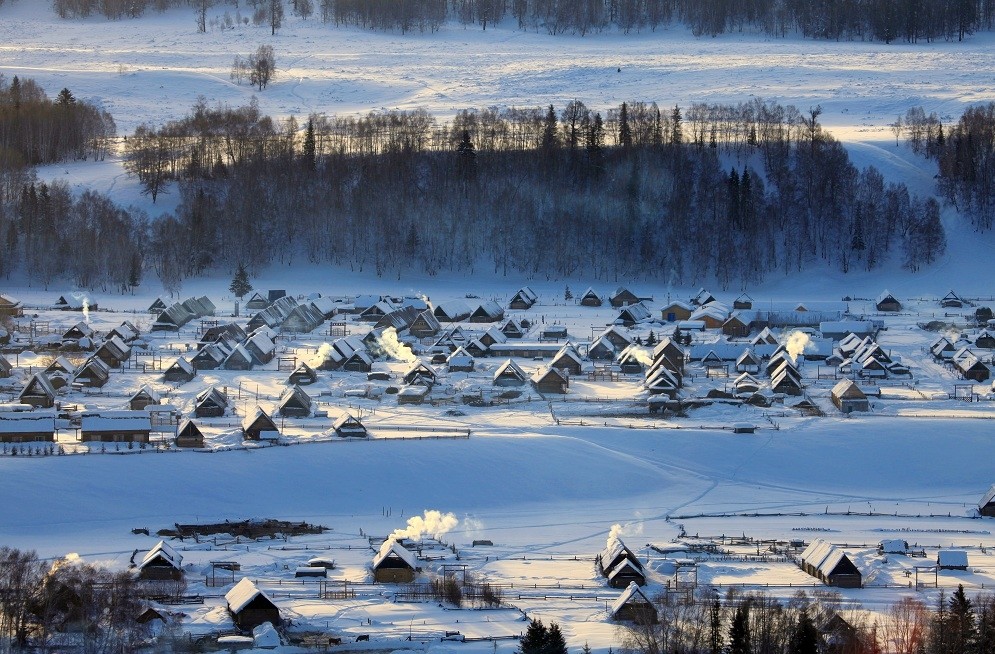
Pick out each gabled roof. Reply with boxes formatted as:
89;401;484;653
551;343;584;367
736;349;762;366
494;359;527;381
610;581;654;617
471;300;505;321
373;538;418;570
279;385;312;412
226;578;275;614
223;344;254;368
531;366;568;385
242;406;278;434
617;302;652;323
980;485;995;510
81;410;151;432
21;373;57;399
45;356;76;376
130;384;161;404
434;300;472;321
510;286;539;306
139;540;183;570
332;411;365;433
831;379;866;400
446;346;474;367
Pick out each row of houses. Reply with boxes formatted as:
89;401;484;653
152;297;216;331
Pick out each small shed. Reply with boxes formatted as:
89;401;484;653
397;384;431;405
938;550;969;570
661;301;693;322
333;412;367;437
610;287;640;308
175;419;205;448
372;539;418;583
879;540;908;555
129;385;161;411
73;357;111;388
242;408;280;441
194;387;229;418
226;578;281;631
610;582;657;623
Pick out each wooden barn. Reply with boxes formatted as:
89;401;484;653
137;541;184;581
278;386;312;418
53;294;96;311
242;408;280;441
163;358;196;383
509;286;538;310
446;347;475;373
19;374;57;408
403;362;437;386
799;540;862;588
80;411;152;443
831;379;869;413
73;357;110;388
500;318;526;339
372;539;419;583
333;412;367;437
531;366;568;394
733;292;754;309
609;287;640;308
287;362;318;385
610;582;657;624
244;292;269;310
194;387;229;418
147;297;168;314
226;578;281;631
941;291;967;308
493;359;528;387
875;290;902;312
222;344;255;371
579;288;603;307
342;350;374;373
0;411;56;443
616;302;652;327
175;419;204;448
129;385;161;411
409;310;442;338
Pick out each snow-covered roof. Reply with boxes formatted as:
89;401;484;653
0;411;56;435
531;366;567;384
446;346;474;366
373;538;418;570
980;484;995;510
81;411;152;432
139;540;183;570
494;359;527;381
609;581;654;617
938;550;969;567
332;411;365;433
879;539;907;554
246;331;276;356
226;578;274;614
130;384;161;403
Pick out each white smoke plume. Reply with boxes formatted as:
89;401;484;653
607;521;643;545
378;327;416;363
627;346;654;367
783;330;813;364
73;292;90;324
462;514;485;541
47;552;81;576
390;509;459;541
310;343;333;367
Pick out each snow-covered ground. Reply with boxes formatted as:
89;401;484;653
4;2;995;649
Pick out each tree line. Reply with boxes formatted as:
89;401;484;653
119;97;943;293
0;546;179;652
617;584;995;654
0;76;115;172
901;102;995;232
47;0;995;42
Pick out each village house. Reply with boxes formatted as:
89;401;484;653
175;419;204;448
226;578;281;631
875;290;902;312
0;410;56;443
799;540;862;588
80;410;152;443
610;582;657;623
333;411;367;437
163;357;197;383
19;374;57;408
579;287;603;307
137;541;184;581
242;407;280;441
831;379;869;413
493;359;528;387
194;387;229;418
609;287;641;308
372;539;419;583
508;286;538;310
278;386;312;418
661;300;693;322
73;357;111;388
287;362;318;385
128;385;161;411
531;366;568;394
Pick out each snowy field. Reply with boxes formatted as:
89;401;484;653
3;1;995;649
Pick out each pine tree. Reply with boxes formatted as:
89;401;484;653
671;105;682;144
544;622;568;654
728;604;751;654
127;253;142;293
564;285;573;301
541;104;559;151
618;102;632;150
303;117;317;171
518;619;547;654
949;584;977;653
229;262;252;299
457;130;477;182
789;608;819;654
708;596;723;654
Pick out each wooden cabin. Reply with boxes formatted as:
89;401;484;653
222;344;255;371
531;366;568;394
733;292;754;310
108;320;141;344
433;300;472;323
226;578;281;631
287;362;318;386
53;294;95;311
610;582;657;623
800;540;862;588
244;332;276;365
244;292;269;310
163;358;196;383
661;301;692;322
579;288;603;307
278;386;312;418
175;419;204;448
549;344;583;376
831;379;869;413
137;541;183;581
80;411;152;443
194;387;229;418
508;286;538;310
493;359;527;387
941;291;967;308
609;287;640;308
616;302;652;327
397;384;431;405
19;374;57;408
402;362;437;386
875;290;902;312
446;347;475;373
129;385;161;411
333;412;367;437
500;318;526;339
0;411;56;443
0;293;24;318
0;353;11;379
147;297;168;314
938;550;969;570
94;335;132;368
342;350;374;373
242;408;280;441
469;300;505;323
372;539;418;583
73;357;111;388
410;310;442;338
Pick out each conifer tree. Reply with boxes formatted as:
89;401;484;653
229;262;252;300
